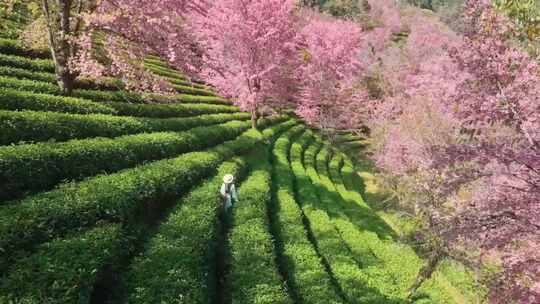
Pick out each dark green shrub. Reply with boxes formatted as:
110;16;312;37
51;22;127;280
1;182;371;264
107;102;239;118
0;38;50;58
172;84;216;96
146;93;230;105
0;224;125;304
145;63;187;80
293;141;368;303
228;148;293;304
125;157;248;304
0;120;251;201
272;128;345;303
0;110;250;145
0;75;61;95
0;126;273;274
73;88;144;103
0;89;117;114
0;53;55;72
0;66;56;83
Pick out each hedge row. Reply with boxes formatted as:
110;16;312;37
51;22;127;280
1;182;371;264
122;120;294;304
0;75;225;105
0;76;143;103
0;75;61;95
145;62;187;80
172;83;216;97
0;88;118;115
0;53;55;72
296;141;367;304
0;38;50;58
228;148;292;304
148;93;230;105
0;120;251;202
125;157;249;304
272;128;345;304
326;152;430;302
0;224;125;303
0;110;250;145
167;76;210;90
143;57;171;69
107;102;239;118
0;65;56;83
337;155;476;303
0;121;294;274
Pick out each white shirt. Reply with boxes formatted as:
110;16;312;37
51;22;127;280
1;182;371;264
220;183;238;201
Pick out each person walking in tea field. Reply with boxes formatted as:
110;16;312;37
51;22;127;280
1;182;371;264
220;174;238;211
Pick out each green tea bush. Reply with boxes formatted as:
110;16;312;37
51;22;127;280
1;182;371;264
172;84;216;96
0;66;56;82
0;75;61;94
125;159;248;304
0;110;250;145
228;148;292;304
294;141;367;304
272;128;344;303
73;88;144;103
145;62;187;80
0;53;54;72
0;120;251;202
0;124;293;274
0;75;224;105
147;93;230;105
0;224;125;304
166;76;210;90
124;119;293;304
107;102;239;118
0;123;284;272
0;38;50;58
0;88;117;114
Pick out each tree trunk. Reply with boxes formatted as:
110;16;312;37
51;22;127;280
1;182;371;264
407;249;445;299
42;0;78;95
251;109;258;130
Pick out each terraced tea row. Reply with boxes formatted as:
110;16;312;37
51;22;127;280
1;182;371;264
0;110;250;145
0;120;295;303
271;128;345;304
0;120;254;201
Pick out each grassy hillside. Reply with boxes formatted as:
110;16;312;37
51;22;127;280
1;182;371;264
0;18;483;304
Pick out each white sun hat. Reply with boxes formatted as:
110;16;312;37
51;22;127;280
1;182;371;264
223;174;234;184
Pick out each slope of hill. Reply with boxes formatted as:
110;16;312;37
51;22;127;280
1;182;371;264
0;20;483;304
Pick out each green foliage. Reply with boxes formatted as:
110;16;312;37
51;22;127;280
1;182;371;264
297;141;367;304
125;158;248;304
495;0;540;43
0;75;61;95
0;120;251;202
172;83;217;96
0;65;56;82
0;53;54;72
0;88;118;114
322;0;363;17
107;102;239;118
145;61;188;80
0;126;274;274
0;37;50;58
228;148;293;304
1;224;125;304
272;127;345;303
0;75;226;105
0;110;250;145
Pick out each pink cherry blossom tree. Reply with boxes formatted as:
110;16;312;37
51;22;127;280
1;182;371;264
367;1;539;301
37;0;207;94
193;0;301;129
295;12;365;131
